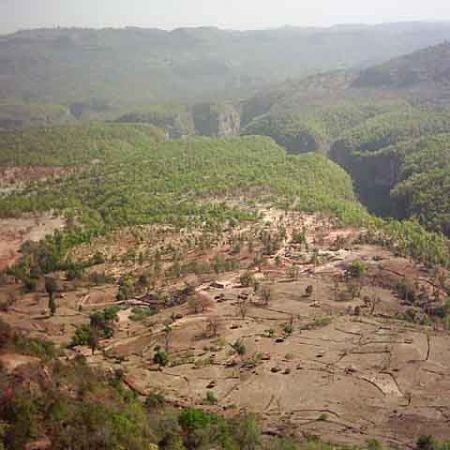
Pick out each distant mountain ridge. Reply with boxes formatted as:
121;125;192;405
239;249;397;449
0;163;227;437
352;41;450;108
3;22;450;110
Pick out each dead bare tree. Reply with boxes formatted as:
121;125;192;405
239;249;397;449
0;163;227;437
260;285;272;306
206;316;221;338
370;295;381;315
163;324;172;354
236;297;248;319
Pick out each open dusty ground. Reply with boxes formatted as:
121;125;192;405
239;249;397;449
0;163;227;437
1;208;449;448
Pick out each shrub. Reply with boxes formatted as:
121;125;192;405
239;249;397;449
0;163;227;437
153;346;169;366
282;323;294;337
347;260;368;278
395;280;417;303
240;272;255;288
130;307;156;321
205;391;218;405
366;440;383;450
230;339;246;358
145;393;166;409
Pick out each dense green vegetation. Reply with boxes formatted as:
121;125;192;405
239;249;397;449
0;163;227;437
331;109;450;155
0;122;165;167
391;134;450;235
243;99;450;239
0;131;358;222
242;101;407;154
243;112;326;153
329;109;450;234
0;122;359;227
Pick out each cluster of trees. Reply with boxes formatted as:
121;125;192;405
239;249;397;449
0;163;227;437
242;100;404;154
391;134;450;235
70;306;119;353
0;122;165;167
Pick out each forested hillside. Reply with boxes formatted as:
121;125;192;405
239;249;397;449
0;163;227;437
0;123;359;230
239;42;450;237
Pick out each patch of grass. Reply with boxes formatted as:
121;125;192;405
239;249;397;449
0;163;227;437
301;317;333;330
205;391;218;405
129;307;156;321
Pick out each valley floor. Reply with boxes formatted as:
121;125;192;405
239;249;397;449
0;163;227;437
1;208;449;448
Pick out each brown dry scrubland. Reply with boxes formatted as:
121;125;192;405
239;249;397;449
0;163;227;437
1;207;450;448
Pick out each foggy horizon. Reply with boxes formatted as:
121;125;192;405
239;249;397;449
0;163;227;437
2;0;450;34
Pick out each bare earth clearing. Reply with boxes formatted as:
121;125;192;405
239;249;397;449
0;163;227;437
0;213;65;270
1;208;449;448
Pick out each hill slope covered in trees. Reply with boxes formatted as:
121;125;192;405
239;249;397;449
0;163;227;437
240;42;450;236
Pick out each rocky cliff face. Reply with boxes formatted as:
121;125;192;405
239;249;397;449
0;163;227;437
192;103;240;137
330;140;404;217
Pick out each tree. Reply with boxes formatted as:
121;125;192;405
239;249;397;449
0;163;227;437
311;248;320;267
288;266;300;280
416;435;435;450
259;285;272;306
237;297;248;319
347;260;368;297
154;251;162;275
153;345;169;366
206;316;221;338
205;391;218;405
233;413;261;450
163;324;172;354
188;292;213;314
87;327;99;355
44;276;58;316
240;272;255;288
292;229;308;250
347;260;368;279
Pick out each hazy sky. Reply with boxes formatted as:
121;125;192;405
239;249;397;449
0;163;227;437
1;0;450;33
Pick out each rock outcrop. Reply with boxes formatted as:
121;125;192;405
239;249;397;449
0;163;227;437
192;102;240;137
